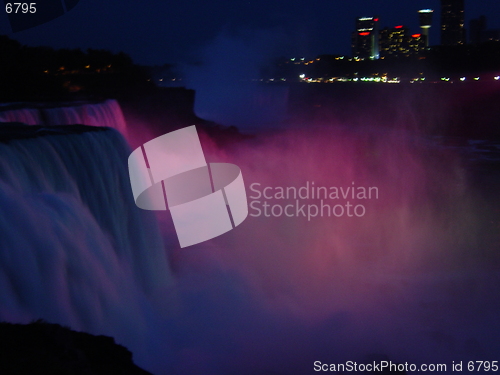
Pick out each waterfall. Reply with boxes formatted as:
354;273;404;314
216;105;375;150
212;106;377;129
0;100;128;136
0;125;171;370
43;100;128;136
0;108;42;125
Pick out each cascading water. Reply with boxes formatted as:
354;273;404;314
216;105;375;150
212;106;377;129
0;125;171;372
0;107;42;125
43;100;128;136
0;100;127;135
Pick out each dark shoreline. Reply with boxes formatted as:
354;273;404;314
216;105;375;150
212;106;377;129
0;321;152;375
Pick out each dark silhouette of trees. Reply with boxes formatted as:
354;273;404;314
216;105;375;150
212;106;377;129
0;35;154;101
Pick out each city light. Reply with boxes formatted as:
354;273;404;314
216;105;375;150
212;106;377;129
283;4;490;86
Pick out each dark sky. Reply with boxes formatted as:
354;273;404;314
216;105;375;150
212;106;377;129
1;0;500;65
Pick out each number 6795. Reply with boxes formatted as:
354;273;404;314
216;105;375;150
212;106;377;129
5;3;36;14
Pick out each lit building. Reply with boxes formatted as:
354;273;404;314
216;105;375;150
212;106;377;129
351;16;380;59
470;16;500;43
379;25;426;59
408;33;426;54
418;9;433;46
441;0;465;45
484;29;500;42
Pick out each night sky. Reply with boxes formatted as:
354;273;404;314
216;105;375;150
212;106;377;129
1;0;500;65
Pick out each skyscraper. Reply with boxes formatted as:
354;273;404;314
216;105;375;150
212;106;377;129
441;0;465;45
418;9;434;47
470;16;500;43
379;26;426;59
351;16;380;59
470;15;487;44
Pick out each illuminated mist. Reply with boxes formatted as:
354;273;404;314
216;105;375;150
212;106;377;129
182;29;290;132
163;121;499;374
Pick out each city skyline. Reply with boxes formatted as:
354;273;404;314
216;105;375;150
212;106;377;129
0;0;499;65
349;0;476;61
